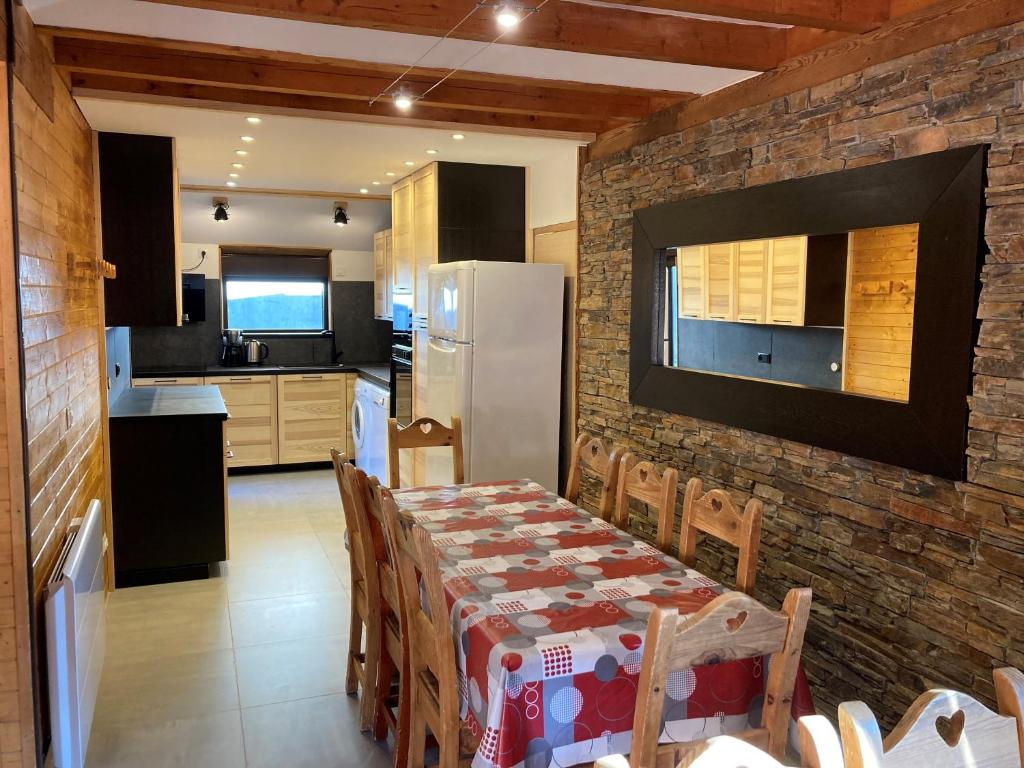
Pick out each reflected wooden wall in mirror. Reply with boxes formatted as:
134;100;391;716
630;146;985;479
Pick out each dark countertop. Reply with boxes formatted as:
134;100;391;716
134;363;391;387
110;385;229;420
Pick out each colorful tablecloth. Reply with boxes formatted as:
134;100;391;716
393;479;813;768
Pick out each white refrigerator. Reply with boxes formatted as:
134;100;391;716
423;260;564;491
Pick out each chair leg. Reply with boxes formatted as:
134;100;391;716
438;721;459;768
346;605;363;695
359;621;381;731
408;684;428;768
394;657;411;768
373;643;396;740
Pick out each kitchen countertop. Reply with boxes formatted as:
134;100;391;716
110;385;229;419
134;363;391;387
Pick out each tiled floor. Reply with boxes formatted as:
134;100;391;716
86;469;394;768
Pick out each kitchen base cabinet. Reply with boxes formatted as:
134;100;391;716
206;375;278;467
277;373;349;464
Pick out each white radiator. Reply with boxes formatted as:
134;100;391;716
45;499;106;768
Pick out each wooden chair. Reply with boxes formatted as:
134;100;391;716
613;452;679;551
829;667;1024;768
797;715;845;768
679;477;764;595
564;432;623;522
388;416;465;489
379;486;478;768
625;588;812;767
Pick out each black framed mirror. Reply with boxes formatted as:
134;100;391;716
630;145;986;480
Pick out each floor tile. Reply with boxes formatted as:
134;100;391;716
105;590;232;661
86;710;246;768
229;591;350;647
234;634;347;707
241;694;392;768
223;558;342;603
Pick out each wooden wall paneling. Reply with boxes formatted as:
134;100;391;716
842;225;919;401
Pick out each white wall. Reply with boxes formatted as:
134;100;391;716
528;148;579;230
181;242;373;282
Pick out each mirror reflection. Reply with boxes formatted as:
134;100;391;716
662;224;919;402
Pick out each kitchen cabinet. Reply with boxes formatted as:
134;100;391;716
705;243;737;321
131;377;203;387
392;178;415;296
413;166;438;321
410;329;430;487
373;229;393;320
99;132;182;327
277;373;349;464
676;246;704;319
206;375;278;467
766;237;808;325
735;239;769;323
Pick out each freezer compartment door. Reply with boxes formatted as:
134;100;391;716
428;262;475;343
424;336;473;485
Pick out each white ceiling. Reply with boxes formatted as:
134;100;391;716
25;0;758;93
77;98;582;194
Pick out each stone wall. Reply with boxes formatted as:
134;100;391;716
578;21;1024;727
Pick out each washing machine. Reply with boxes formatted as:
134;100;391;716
352;378;390;481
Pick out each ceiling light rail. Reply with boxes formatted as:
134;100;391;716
368;0;546;110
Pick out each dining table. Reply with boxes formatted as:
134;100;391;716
393;478;814;768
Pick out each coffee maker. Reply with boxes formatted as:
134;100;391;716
220;329;245;367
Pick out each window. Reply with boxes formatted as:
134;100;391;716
220;249;330;333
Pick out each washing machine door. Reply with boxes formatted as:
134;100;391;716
351;396;368;461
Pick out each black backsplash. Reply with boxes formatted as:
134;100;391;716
130;278;392;369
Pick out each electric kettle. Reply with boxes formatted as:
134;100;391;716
244;340;269;365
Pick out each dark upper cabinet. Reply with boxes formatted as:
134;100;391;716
99;132;181;327
436;162;526;263
804;233;848;327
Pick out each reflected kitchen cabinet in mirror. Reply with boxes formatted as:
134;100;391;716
664;224;918;402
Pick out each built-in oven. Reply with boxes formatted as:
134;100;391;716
390;303;413;427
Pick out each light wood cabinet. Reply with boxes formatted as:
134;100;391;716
410;329;429;487
277;373;349;464
373;229;393;320
131;377;203;387
704;243;737;321
392;178;415;295
766;236;808;325
413;165;438;320
676;246;705;319
205;375;278;468
735;239;769;323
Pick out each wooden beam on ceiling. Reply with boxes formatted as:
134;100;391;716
69;73;609;137
588;0;1024;160
52;34;693;125
607;0;890;33
139;0;787;70
181;184;391;201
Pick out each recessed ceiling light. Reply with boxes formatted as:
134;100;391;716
246;116;262;124
229;173;239;178
226;181;237;187
372;181;381;185
360;188;369;194
235;150;248;156
452;133;465;140
232;163;244;169
240;136;255;143
385;172;396;177
426;149;439;155
404;160;415;166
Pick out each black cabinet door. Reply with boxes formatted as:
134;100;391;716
99;132;179;327
436;162;525;262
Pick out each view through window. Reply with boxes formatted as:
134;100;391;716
224;278;328;331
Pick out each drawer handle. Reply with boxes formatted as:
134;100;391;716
226;450;235;459
226;440;232;447
302;375;323;380
229;377;252;382
154;379;178;383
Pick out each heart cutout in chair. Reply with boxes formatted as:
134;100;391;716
637;468;649;482
419;422;434;434
589;444;600;458
710;497;723;512
725;611;747;633
935;710;965;748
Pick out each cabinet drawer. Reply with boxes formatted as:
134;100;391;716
277;374;347;464
132;377;203;387
206;376;278;467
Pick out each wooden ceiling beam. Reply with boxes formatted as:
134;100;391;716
139;0;787;70
588;0;1024;160
53;35;693;122
608;0;890;32
69;73;611;137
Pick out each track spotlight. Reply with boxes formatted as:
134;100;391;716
213;198;230;222
334;203;349;227
394;89;414;110
495;2;522;28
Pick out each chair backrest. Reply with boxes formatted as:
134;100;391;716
343;463;401;617
387;416;465;488
379;489;460;725
675;735;795;768
613;452;679;551
630;588;812;767
797;714;845;768
680;477;764;595
996;668;1024;765
331;448;367;585
839;669;1024;768
564;432;623;522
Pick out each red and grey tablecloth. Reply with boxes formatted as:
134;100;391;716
393;479;813;768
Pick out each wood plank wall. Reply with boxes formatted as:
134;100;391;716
10;9;105;762
842;224;919;401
